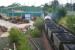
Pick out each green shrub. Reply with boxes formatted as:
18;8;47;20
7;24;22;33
9;27;32;50
58;16;68;26
66;16;75;33
34;17;44;32
30;28;41;38
57;8;66;17
17;36;32;50
54;8;67;23
58;16;75;34
9;27;22;43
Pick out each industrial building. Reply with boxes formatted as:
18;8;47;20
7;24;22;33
0;6;44;20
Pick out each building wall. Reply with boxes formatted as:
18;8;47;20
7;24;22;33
0;6;44;18
8;12;43;17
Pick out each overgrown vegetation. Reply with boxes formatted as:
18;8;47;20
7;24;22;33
53;8;67;23
30;28;41;38
9;27;32;50
58;16;75;34
26;17;44;38
9;17;44;50
34;17;44;32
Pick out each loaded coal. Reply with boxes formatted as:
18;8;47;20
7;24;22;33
53;33;75;50
63;44;75;50
44;20;75;50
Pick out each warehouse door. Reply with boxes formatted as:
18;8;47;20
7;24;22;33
25;14;31;20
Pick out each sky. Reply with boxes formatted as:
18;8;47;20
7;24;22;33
0;0;75;6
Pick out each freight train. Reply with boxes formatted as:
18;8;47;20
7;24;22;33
44;19;75;50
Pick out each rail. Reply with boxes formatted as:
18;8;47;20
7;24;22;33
29;38;40;50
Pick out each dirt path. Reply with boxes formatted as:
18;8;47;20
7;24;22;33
42;33;53;50
0;19;34;31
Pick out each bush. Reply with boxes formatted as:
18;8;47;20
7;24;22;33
53;8;66;23
34;17;44;32
9;27;32;50
17;36;32;50
58;16;75;34
57;8;66;18
66;16;75;33
9;28;22;43
30;28;41;38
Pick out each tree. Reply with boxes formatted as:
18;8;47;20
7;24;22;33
43;3;52;15
43;3;49;11
43;3;49;15
57;8;66;17
8;3;21;7
53;8;67;23
65;3;72;11
0;6;5;8
73;3;75;11
51;0;59;10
